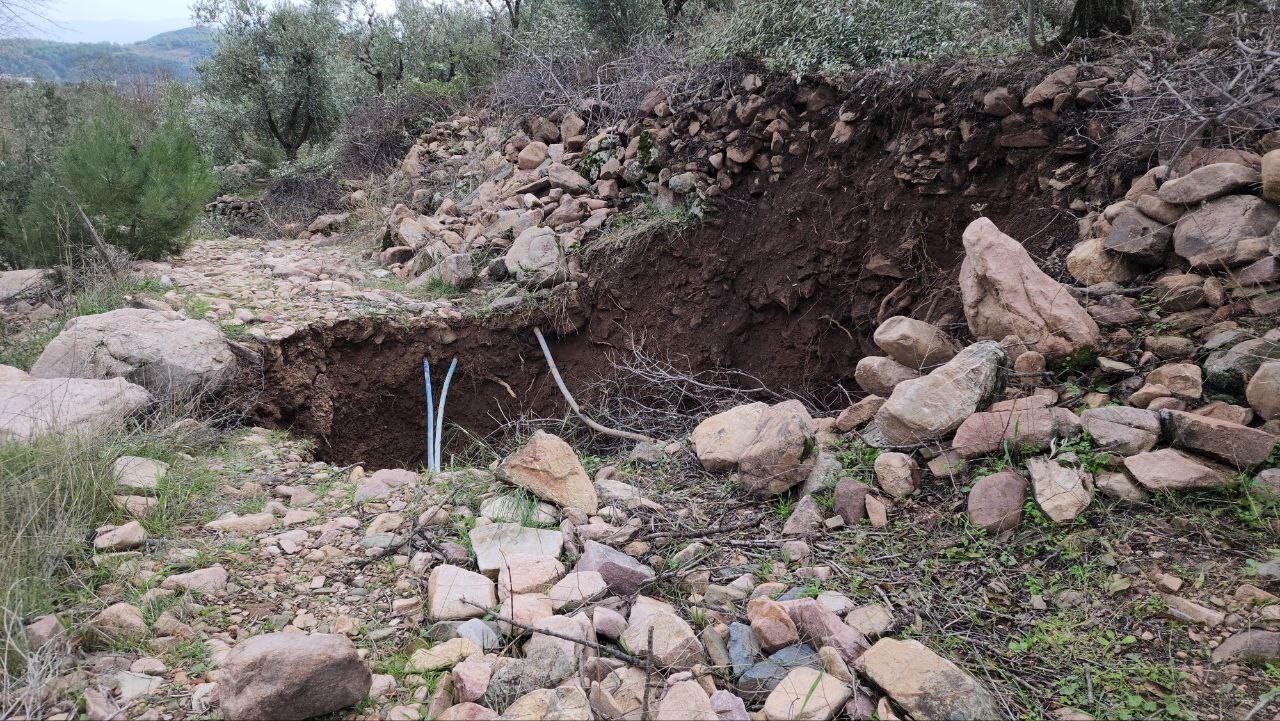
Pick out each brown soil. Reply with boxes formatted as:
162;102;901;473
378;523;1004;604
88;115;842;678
244;65;1143;469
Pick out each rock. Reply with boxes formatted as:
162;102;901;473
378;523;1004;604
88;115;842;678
1103;208;1172;264
728;622;762;678
858;638;1003;720
710;690;750;721
692;402;768;471
656;680;717;720
834;396;884;432
0;268;50;302
1026;457;1092;523
217;632;370;721
31;309;235;398
872;452;919;499
428;565;496;620
354;468;419;502
870;341;1005;446
504;227;566;286
1146;363;1202;401
1163;410;1277;467
499;431;598;514
960;218;1099;358
1067;238;1136;285
87;602;147;648
469;524;564;574
833;479;872;524
502;686;591;720
1023;65;1078;105
0;374;152;443
162;564;229;595
951;407;1082;459
783;598;870;663
843;605;893;639
1122;448;1231;490
547;571;608;610
481;494;558;525
872;316;958;371
94;521;146;551
967;471;1029;533
574;539;654;595
1205;337;1280;392
1157;163;1260;204
112;456;168;492
1094;471;1150;504
747;598;800;652
547;162;590;193
1162;595;1225;627
593;606;627;639
1089;294;1144;325
1136;194;1185;224
738;645;821;700
409;637;480;672
1247;361;1280;420
782;495;823;535
762;668;851;721
622;610;705;670
497;554;566;597
1080;406;1160;455
517;141;548;170
854;356;920;396
439;702;497;720
981;86;1018;116
1211;630;1280;663
205;512;275;533
738;400;817;496
454;660;491;703
25;615;63;649
1173;195;1280;267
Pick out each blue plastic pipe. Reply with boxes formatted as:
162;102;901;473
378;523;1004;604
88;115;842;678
423;359;435;472
434;358;458;473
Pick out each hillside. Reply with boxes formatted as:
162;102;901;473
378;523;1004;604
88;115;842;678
0;27;212;83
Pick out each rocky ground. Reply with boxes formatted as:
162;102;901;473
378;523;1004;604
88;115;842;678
2;60;1280;721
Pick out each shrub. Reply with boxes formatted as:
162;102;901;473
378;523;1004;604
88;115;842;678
694;0;1022;76
1;95;217;268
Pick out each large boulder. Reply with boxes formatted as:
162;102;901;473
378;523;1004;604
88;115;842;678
1204;336;1280;392
1172;195;1280;267
872;316;958;371
738;400;817;496
869;342;1005;446
499;431;598;514
691;402;768;471
1157;163;1260;204
218;632;371;721
31;309;236;398
959;218;1099;359
504;227;566;286
856;638;1003;720
0;371;152;443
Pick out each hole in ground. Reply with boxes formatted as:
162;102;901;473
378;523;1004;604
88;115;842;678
241;157;1076;469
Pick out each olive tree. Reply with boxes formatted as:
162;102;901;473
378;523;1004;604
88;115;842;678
194;0;346;161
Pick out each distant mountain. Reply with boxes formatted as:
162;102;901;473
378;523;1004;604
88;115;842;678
0;27;214;83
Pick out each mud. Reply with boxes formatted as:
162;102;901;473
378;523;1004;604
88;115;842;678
245;65;1131;469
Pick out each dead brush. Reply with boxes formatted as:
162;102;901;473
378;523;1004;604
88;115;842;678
488;33;745;133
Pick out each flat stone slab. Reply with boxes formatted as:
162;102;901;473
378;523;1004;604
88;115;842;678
468;523;564;573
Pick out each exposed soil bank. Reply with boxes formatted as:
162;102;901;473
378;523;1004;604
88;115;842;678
246;65;1137;468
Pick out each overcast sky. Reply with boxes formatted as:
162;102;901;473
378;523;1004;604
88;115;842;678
28;0;396;43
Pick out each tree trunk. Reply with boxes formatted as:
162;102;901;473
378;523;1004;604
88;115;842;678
1057;0;1135;44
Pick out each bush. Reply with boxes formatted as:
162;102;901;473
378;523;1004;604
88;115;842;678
694;0;1022;75
1;95;216;268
